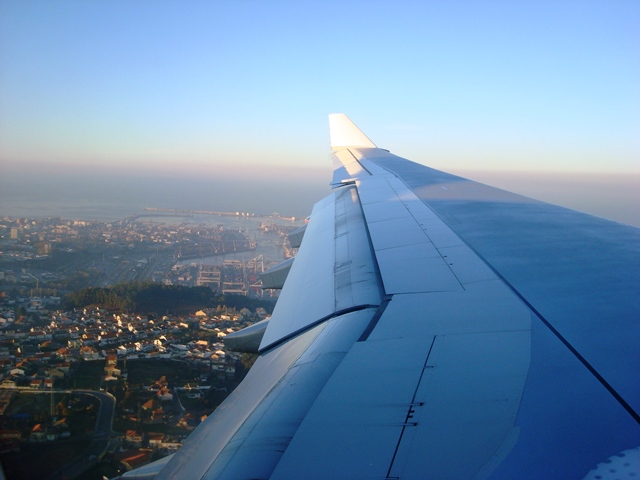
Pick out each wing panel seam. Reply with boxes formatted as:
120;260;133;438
258;304;377;354
386;336;437;479
357;295;392;342
485;262;640;424
348;148;373;175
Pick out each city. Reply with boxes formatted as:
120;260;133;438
0;212;301;479
0;211;301;293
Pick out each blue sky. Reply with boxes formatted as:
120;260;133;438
1;1;639;221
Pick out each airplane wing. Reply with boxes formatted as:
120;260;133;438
123;114;640;479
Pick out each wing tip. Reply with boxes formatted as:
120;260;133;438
329;113;376;149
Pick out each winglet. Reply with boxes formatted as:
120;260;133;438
329;113;376;150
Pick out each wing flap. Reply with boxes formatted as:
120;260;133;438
260;257;294;289
271;335;435;480
259;185;381;351
155;324;326;479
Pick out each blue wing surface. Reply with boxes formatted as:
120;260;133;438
123;114;639;480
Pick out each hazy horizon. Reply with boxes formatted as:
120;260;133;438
0;164;331;221
1;162;638;227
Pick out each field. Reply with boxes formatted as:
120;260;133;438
0;439;90;480
5;391;66;417
74;360;106;389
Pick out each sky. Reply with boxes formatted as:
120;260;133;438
1;1;639;223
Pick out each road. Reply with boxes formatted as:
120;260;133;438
28;389;117;480
7;388;116;479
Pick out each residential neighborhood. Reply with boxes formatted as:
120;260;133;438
0;294;266;479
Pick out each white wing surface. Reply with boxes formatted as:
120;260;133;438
122;115;640;480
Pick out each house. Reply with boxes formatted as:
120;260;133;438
29;379;43;389
147;432;165;447
82;333;98;346
28;330;51;341
99;332;119;346
67;338;82;348
47;368;65;379
140;339;161;352
151;407;165;421
122;343;138;354
79;346;100;361
0;379;16;389
104;367;121;377
157;389;173;402
54;347;74;360
124;430;143;447
117;449;151;470
30;424;46;442
0;430;21;440
57;362;72;374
